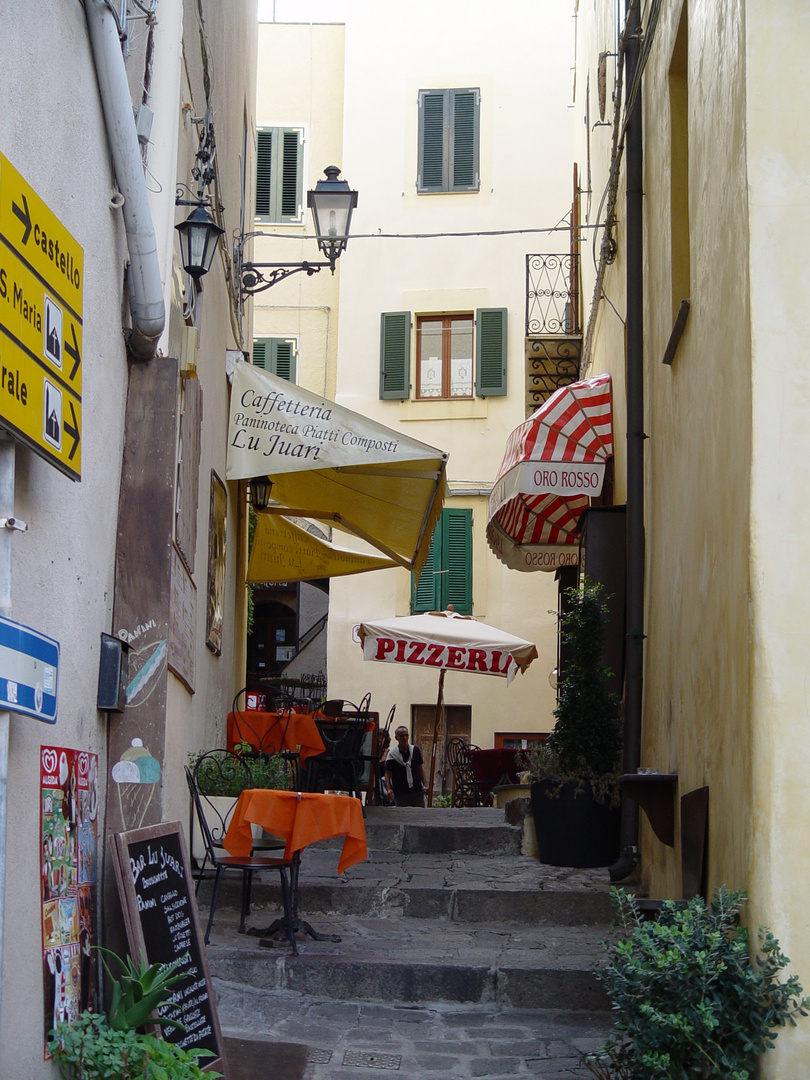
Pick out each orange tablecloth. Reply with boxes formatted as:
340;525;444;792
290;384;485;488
223;789;367;874
226;711;325;765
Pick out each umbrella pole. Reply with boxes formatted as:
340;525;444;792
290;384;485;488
427;669;445;808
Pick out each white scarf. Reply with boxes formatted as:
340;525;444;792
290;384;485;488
386;744;415;788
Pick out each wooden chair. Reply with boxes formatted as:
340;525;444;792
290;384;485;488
446;737;482;807
184;766;298;951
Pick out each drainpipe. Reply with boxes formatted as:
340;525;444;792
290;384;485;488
617;0;645;874
85;0;165;360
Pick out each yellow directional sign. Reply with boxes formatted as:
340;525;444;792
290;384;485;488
0;153;82;479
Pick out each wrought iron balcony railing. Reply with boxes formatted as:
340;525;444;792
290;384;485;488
525;253;580;336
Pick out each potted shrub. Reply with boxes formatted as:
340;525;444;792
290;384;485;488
584;887;809;1079
188;744;292;862
524;577;623;867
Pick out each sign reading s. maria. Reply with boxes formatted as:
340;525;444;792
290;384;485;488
0;153;82;479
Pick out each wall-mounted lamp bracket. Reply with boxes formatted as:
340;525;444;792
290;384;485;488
240;260;333;297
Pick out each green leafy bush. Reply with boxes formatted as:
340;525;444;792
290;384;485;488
48;1013;219;1080
586;887;809;1079
188;745;292;796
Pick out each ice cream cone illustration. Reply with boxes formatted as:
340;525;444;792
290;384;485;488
111;738;161;830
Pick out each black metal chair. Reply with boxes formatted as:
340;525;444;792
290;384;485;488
304;717;368;800
184;766;298;951
446;737;482;807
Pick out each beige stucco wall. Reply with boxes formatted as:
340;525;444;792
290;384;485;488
0;4;256;1073
578;0;810;1069
252;22;345;401
319;0;575;747
746;2;810;1073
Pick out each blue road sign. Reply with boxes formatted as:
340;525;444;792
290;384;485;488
0;615;59;723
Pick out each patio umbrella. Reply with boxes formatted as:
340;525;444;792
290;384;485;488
228;362;449;579
486;373;613;572
357;610;538;803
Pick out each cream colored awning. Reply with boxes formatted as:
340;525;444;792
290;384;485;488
228;363;449;576
247;514;397;583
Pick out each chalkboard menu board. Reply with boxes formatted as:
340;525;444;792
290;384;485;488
112;822;225;1073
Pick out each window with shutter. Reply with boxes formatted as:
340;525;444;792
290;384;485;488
252;338;297;381
411;508;472;615
379;312;411;399
417;89;480;194
255;127;304;223
475;308;508;397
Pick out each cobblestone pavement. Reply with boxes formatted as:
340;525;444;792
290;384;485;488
216;985;613;1080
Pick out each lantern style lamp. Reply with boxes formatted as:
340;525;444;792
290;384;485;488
175;203;225;279
249;477;273;510
307;166;358;271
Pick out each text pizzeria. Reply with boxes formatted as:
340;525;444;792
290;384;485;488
372;637;514;675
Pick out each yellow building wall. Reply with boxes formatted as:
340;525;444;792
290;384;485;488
746;2;810;1073
578;0;810;1070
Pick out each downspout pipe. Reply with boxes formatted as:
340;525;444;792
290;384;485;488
612;0;644;879
85;0;165;360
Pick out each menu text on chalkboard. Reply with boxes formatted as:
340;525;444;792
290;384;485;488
112;822;225;1072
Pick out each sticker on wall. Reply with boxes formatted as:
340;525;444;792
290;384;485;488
40;745;99;1053
111;737;161;831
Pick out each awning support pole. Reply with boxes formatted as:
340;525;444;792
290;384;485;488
426;669;446;808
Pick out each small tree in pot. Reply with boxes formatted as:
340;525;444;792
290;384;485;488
524;577;623;866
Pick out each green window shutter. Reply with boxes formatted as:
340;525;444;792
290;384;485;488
252;339;268;369
442;509;472;614
412;525;441;613
380;312;411;399
255;129;273;219
475;308;507;397
252;338;296;381
270;339;296;382
418;91;447;192
451;90;479;191
279;129;302;222
255;127;302;222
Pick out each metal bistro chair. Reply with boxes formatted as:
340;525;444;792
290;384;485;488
446;737;482;807
184;766;298;951
305;699;371;801
189;750;284;878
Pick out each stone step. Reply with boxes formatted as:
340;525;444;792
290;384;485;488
200;849;614;925
355;806;524;856
207;911;609;1012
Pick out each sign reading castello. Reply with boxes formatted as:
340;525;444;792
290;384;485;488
0;153;83;479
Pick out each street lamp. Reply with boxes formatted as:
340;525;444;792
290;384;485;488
240;166;358;296
175;202;225;279
249;477;273;510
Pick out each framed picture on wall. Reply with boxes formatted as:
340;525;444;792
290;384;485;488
205;470;227;655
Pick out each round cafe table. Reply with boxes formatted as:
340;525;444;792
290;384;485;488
223;789;367;948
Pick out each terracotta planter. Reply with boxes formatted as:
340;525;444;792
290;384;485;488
530;778;620;867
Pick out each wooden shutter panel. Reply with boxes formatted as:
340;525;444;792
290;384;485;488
418;91;447;192
451;90;478;191
252;339;268;369
475;308;508;397
442;509;472;614
380;312;411;399
255;130;273;219
280;129;302;222
412;525;441;612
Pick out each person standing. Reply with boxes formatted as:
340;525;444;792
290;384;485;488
385;726;427;807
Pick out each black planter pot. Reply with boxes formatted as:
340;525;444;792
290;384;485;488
530;778;621;868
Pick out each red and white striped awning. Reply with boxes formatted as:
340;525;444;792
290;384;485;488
486;374;613;572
